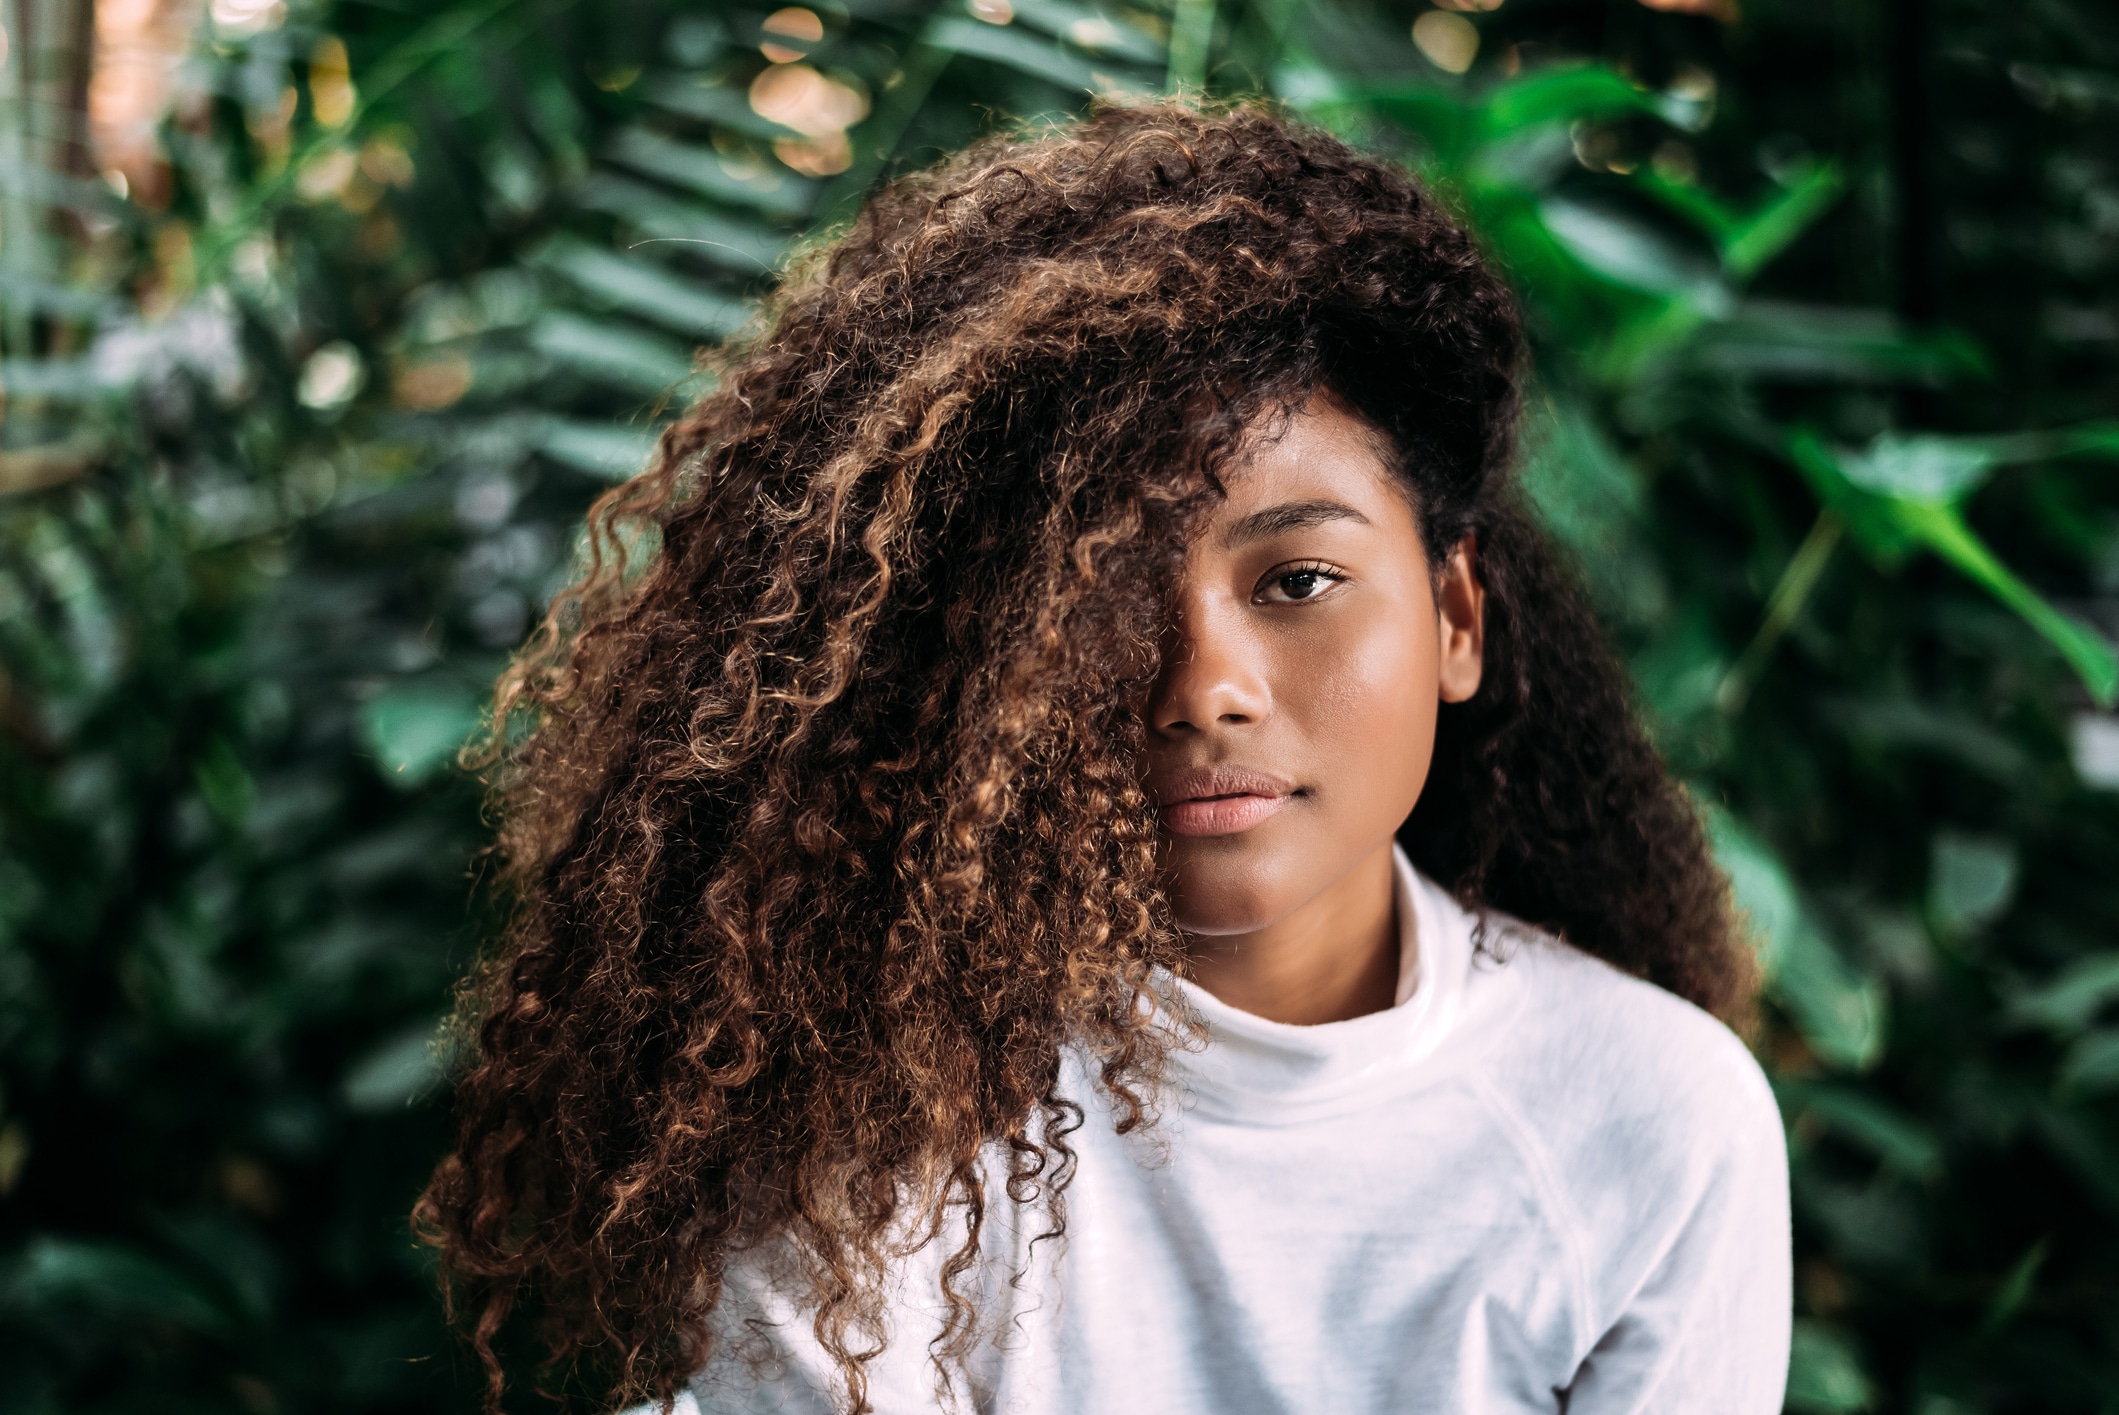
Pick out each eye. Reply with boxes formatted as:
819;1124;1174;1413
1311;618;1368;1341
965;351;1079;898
1254;561;1348;605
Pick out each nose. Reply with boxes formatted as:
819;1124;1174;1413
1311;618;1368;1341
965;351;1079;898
1148;591;1271;738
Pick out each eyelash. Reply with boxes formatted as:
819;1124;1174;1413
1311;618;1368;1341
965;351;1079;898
1253;560;1350;605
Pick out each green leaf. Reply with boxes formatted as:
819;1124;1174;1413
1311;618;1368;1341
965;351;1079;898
2003;953;2119;1035
1826;696;2032;783
1928;832;2018;934
1827;423;2119;502
1787;430;1921;561
1708;808;1887;1070
574;173;793;274
928;16;1108;92
1516;392;1668;627
1012;0;1165;63
530;237;753;340
1841;434;2002;501
343;1020;450;1113
1776;928;1891;1074
1779;1080;1943;1179
193;736;257;828
1476;65;1667;136
1720;163;1843;280
2059;1029;2119;1093
1537;196;1730;314
1633;169;1748;247
1461;125;1575;195
357;685;482;787
1532;196;1737;377
528;312;701;395
602;127;819;222
1518;393;1643;555
538;420;662;481
158;1213;283;1325
0;157;134;224
2030;1105;2119;1217
1786;1320;1875;1413
1982;1238;2048;1331
1635;161;1841;281
1692;302;1984;384
641;73;801;141
1167;0;1213;92
0;1237;233;1333
1888;497;2119;707
0;357;117;400
0;274;122;323
1972;420;2119;465
1790;429;2119;705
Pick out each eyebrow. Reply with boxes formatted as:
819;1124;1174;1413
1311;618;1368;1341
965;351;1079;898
1221;498;1372;547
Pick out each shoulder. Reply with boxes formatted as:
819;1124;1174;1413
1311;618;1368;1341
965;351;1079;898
1465;924;1791;1375
1469;921;1781;1188
1465;924;1789;1339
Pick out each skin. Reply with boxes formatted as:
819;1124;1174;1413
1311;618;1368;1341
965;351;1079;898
1142;395;1485;1025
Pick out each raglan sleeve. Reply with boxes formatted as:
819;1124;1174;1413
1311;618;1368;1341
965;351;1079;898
683;1260;840;1415
682;1236;986;1415
1557;1016;1793;1415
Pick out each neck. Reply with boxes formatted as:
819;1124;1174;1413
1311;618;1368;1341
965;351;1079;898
1181;842;1404;1025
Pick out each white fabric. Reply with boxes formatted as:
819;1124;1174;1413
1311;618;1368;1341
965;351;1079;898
686;848;1791;1414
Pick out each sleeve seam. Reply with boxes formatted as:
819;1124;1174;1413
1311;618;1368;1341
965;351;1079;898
1468;1069;1599;1359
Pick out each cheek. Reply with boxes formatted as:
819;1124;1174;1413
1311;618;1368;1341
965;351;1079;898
1290;607;1441;800
1156;596;1446;938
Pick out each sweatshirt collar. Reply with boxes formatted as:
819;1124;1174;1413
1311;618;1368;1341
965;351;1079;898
1155;846;1499;1118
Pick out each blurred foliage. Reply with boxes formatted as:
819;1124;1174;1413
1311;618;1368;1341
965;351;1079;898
2;0;2119;1411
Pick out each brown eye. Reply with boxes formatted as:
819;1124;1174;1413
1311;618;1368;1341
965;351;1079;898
1254;562;1347;604
1280;570;1326;599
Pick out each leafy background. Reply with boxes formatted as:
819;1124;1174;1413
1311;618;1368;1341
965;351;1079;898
2;0;2118;1410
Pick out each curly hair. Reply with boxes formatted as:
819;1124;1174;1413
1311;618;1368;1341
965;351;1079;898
415;102;1755;1414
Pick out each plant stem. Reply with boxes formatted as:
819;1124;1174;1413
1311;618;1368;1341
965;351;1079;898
1718;511;1843;715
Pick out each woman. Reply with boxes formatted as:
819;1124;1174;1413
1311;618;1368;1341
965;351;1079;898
419;104;1789;1414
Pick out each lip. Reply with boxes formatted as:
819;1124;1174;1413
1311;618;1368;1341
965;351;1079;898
1151;765;1300;838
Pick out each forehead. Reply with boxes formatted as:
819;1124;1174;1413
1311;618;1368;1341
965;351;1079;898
1207;397;1416;535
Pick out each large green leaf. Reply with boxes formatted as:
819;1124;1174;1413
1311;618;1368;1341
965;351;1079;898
1011;0;1164;65
927;16;1109;92
538;419;664;480
1786;1320;1876;1413
343;1018;451;1112
1777;1079;1942;1179
1691;302;1984;384
529;236;753;340
1708;808;1887;1071
0;1237;234;1333
574;173;794;274
528;311;702;396
357;685;484;787
2003;953;2119;1035
603;126;820;221
1791;429;2119;705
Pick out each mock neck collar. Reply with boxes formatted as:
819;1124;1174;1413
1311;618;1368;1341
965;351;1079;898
1155;846;1490;1119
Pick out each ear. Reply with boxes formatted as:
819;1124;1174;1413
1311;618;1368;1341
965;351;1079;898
1436;535;1485;705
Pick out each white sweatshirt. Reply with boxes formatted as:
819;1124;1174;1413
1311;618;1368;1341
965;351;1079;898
686;849;1791;1414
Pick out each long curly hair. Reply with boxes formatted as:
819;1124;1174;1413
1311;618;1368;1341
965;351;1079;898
415;102;1755;1414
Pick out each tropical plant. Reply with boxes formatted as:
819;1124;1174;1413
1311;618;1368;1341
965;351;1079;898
2;0;2117;1411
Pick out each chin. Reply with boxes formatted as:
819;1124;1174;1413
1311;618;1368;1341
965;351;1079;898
1163;843;1301;937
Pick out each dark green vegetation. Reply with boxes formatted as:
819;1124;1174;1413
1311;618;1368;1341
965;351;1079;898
2;0;2118;1410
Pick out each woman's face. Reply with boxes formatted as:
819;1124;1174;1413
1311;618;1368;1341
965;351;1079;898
1142;396;1485;941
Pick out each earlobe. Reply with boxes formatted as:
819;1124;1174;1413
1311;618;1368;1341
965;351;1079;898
1437;536;1485;705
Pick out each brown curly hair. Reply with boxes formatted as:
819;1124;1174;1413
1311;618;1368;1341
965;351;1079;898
415;101;1755;1414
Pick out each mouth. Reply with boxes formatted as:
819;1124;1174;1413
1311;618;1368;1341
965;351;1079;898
1152;766;1300;838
